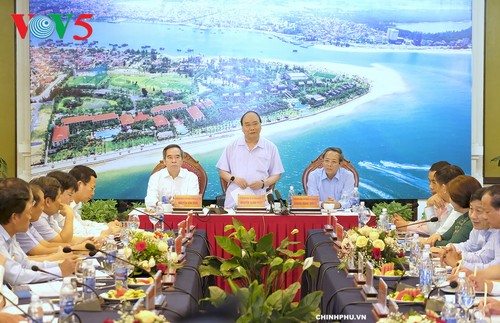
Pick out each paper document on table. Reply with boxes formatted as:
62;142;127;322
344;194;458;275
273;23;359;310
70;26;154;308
230;187;254;204
29;281;64;297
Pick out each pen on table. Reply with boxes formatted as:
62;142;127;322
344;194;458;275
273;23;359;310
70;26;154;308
483;281;487;316
474;264;478;276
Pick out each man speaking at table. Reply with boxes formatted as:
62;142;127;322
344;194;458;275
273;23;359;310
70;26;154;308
217;111;284;209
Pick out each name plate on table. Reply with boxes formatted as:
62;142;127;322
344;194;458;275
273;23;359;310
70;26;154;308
372;279;389;319
144;284;155;310
174;195;202;208
333;223;344;249
362;261;378;300
237;195;266;208
291;196;320;209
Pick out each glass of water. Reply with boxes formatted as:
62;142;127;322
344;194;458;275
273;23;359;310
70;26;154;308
431;265;447;301
458;282;475;321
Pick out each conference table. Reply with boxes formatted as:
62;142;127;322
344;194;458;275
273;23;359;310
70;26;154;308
138;211;376;292
304;229;425;323
17;230;210;322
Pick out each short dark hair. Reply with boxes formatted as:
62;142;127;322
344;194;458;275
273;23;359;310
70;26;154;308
447;175;482;209
47;171;78;192
434;165;465;185
470;187;487;202
162;144;184;160
29;183;43;207
321;147;344;162
0;178;31;225
483;184;500;210
69;165;97;184
30;176;61;201
240;111;262;125
430;161;451;172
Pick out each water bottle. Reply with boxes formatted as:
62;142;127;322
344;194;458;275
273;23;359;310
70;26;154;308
155;204;164;231
378;208;389;230
409;233;421;275
441;297;458;323
419;247;432;297
28;294;43;323
288;186;295;208
350;187;360;211
83;259;96;300
104;234;117;272
357;201;367;227
129;213;140;231
114;249;128;290
60;277;76;323
455;271;467;306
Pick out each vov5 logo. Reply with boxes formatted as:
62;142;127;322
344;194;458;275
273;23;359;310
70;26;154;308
11;14;93;40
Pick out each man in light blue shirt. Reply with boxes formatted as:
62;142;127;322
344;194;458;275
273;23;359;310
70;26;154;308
307;147;355;209
0;178;77;286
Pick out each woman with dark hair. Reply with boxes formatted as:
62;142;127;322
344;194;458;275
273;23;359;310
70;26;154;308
426;175;481;246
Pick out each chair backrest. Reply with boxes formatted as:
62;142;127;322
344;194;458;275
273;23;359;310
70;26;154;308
301;154;359;194
151;151;208;197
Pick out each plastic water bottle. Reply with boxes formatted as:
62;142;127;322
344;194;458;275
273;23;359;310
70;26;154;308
155;204;164;231
409;233;421;275
350;187;360;211
60;277;76;323
83;259;96;300
288;186;295;208
28;294;43;323
378;208;389;230
114;249;128;290
357;201;367;227
441;297;458;323
419;247;432;297
455;271;467;306
128;213;140;230
104;234;117;271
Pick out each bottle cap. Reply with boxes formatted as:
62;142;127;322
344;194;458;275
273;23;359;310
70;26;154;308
458;271;466;278
382;208;387;212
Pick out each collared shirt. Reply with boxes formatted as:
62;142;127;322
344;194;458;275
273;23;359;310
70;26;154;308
0;226;61;285
436;208;462;235
306;167;355;208
216;136;284;209
407;204;453;235
492;281;500;296
144;167;200;207
31;213;58;241
462;229;500;270
59;201;108;237
15;224;45;253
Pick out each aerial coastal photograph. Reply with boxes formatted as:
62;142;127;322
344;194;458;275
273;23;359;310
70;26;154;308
28;0;473;200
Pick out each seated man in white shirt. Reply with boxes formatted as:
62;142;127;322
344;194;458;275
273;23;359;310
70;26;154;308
46;171;78;229
0;178;77;286
145;144;199;207
0;254;25;322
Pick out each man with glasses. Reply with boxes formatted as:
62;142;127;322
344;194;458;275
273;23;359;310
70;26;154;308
307;147;354;209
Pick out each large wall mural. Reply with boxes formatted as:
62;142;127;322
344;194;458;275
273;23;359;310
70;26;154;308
28;0;472;200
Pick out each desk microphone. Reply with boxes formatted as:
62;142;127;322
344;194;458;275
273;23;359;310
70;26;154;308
62;247;88;253
0;290;35;321
131;208;173;231
426;280;458;301
396;217;438;229
85;243;154;278
266;190;275;214
274;190;289;215
31;265;102;311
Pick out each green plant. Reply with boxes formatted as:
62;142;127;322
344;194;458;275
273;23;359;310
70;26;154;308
0;157;7;178
199;218;322;322
372;201;413;221
80;199;118;223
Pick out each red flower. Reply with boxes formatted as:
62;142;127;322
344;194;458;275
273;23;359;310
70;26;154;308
398;251;405;258
156;263;167;274
135;241;146;252
103;319;114;323
372;247;381;259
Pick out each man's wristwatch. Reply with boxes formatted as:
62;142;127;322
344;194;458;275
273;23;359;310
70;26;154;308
261;180;265;189
229;176;235;183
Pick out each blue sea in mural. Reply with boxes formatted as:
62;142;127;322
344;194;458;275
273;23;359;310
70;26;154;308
31;21;472;201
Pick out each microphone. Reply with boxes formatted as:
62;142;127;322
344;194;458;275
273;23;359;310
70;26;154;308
63;247;88;253
0;290;35;321
426;280;458;301
31;265;103;311
396;217;438;229
274;190;289;215
266;190;275;214
85;243;153;279
131;208;173;231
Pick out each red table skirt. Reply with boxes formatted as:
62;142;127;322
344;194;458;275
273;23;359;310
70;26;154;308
138;213;375;297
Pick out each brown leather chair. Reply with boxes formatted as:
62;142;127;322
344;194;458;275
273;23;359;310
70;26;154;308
301;154;359;194
151;152;208;197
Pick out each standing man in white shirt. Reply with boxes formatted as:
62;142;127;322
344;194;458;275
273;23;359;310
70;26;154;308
145;144;199;207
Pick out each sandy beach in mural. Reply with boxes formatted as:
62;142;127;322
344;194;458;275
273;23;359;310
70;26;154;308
32;61;406;175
